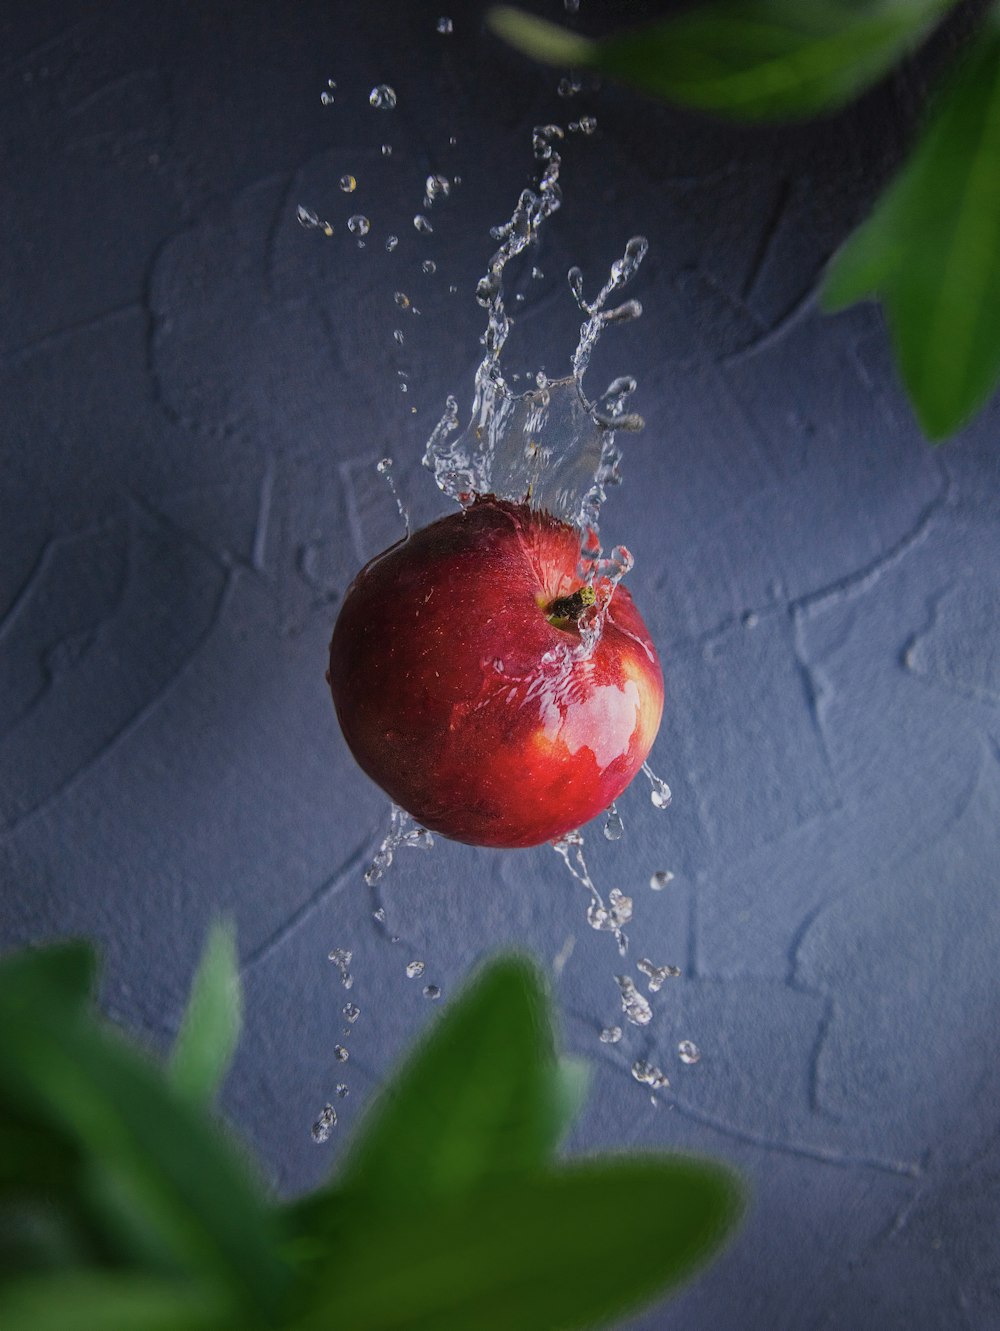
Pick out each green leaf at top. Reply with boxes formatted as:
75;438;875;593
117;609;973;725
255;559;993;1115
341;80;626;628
824;16;1000;438
289;1158;744;1331
489;1;960;121
168;919;242;1106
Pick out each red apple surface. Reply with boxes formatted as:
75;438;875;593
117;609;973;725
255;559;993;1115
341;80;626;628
327;496;663;849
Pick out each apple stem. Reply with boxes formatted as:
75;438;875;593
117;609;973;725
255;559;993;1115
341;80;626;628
546;584;597;627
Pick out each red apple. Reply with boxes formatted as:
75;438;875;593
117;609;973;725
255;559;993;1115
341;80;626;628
326;496;663;849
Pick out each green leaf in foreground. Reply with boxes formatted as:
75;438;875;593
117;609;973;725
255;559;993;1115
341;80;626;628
168;919;242;1106
0;945;285;1323
489;0;958;121
0;1271;228;1331
823;17;1000;438
291;1159;743;1331
324;956;574;1204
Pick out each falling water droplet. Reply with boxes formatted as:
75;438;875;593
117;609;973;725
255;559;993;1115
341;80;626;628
373;907;386;924
394;291;411;308
327;948;354;989
615;975;652;1026
436;15;453;33
385;234;398;252
642;762;672;809
423;984;442;1000
631;1059;670;1089
599;1025;623;1044
296;205;320;229
637;957;680;993
649;870;674;891
608;888;633;925
603;802;624;840
336;1083;349;1098
577;114;597;135
339;174;357;193
334;1044;349;1063
424;173;451;207
343;1002;361;1024
422;259;437;274
413;214;433;234
369;84;397;109
678;1040;701;1065
347;214;370;236
406;960;425;979
311;1104;337;1142
381;143;393;157
558;76;583;97
393;328;404;346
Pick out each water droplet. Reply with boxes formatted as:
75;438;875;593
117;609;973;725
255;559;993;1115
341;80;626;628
642;762;672;809
557;76;582;97
334;1044;349;1062
424;173;451;208
339;174;357;193
373;907;386;924
678;1039;701;1065
637;957;680;993
406;960;425;979
436;15;453;33
564;0;580;11
381;143;393;157
743;611;759;629
413;214;433;234
615;974;652;1026
632;1059;670;1089
577;114;597;135
599;1025;623;1044
394;291;411;308
311;1104;337;1142
603;802;624;840
385;234;399;252
369;84;397;110
531;266;544;280
393;328;404;346
296;205;320;229
608;887;633;926
320;91;335;105
347;214;370;237
423;984;442;1000
422;259;437;274
336;1083;349;1098
327;948;354;989
343;1002;361;1023
649;870;674;891
449;134;458;146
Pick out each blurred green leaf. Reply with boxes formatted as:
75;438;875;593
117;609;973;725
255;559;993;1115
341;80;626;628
490;1;958;120
824;16;1000;437
0;939;96;1013
0;1271;230;1331
0;945;286;1324
168;919;242;1106
326;956;575;1203
291;1158;744;1331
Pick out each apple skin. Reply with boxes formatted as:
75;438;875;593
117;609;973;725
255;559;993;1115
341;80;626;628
327;496;664;849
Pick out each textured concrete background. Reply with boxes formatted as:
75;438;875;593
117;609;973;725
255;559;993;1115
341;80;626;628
2;1;999;1326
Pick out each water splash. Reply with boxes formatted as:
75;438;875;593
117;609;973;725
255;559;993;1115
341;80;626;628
422;123;647;578
553;830;629;956
614;974;652;1026
376;457;410;537
365;803;434;886
327;947;354;989
311;1103;337;1142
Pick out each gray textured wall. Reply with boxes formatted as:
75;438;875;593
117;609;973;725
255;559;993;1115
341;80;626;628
2;2;999;1326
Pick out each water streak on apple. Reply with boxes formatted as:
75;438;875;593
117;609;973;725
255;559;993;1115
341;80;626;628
327;496;663;848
